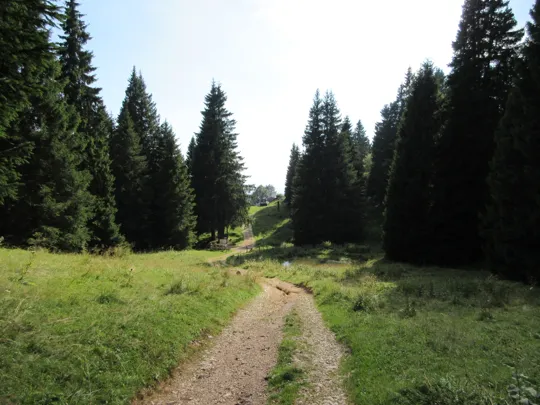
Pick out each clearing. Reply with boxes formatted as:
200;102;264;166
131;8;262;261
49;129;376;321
2;203;540;405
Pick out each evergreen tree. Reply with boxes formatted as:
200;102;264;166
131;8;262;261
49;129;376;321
191;82;248;239
186;136;196;176
58;0;121;248
367;69;413;207
293;91;364;244
383;62;441;263
112;69;161;249
0;59;92;251
147;122;196;249
483;0;540;282
341;116;353;135
366;103;399;207
122;68;160;159
292;90;325;244
0;0;60;204
353;120;370;165
284;144;300;205
428;0;523;264
110;108;147;248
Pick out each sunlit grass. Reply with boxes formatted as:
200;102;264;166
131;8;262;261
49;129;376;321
0;248;259;404
250;201;293;247
231;247;540;405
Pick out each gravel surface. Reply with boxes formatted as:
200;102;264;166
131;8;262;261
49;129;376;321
295;293;348;405
134;279;301;405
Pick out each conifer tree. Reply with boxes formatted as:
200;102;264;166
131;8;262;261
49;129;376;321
186;136;196;176
110;108;148;248
483;0;540;281
353;120;370;165
367;70;413;207
284;144;300;205
147;122;196;249
292;90;325;244
58;0;121;248
383;62;441;262
366;103;399;207
0;59;92;251
293;91;364;244
0;0;60;204
122;68;160;159
112;69;162;249
191;82;248;239
428;0;523;264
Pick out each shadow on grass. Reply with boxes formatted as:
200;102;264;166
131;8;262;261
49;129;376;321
226;243;375;266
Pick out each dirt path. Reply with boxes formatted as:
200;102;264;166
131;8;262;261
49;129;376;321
134;226;348;405
134;279;302;405
294;294;348;405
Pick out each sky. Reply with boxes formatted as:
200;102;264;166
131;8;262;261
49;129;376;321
80;0;535;193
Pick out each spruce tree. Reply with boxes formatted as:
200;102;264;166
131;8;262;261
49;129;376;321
483;0;540;281
191;82;248;239
322;94;364;243
353;120;370;165
186;136;196;176
366;103;400;207
147;122;196;249
0;0;60;204
122;68;160;159
284;144;300;205
383;62;441;263
293;91;364;244
428;0;523;265
112;69;161;249
110;108;148;248
292;90;326;244
58;0;121;248
0;59;92;251
367;69;413;207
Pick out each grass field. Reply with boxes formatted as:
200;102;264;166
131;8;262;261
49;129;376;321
0;248;259;404
249;201;293;247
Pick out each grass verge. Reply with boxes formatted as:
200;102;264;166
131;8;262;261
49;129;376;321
267;311;305;404
250;202;293;247
0;248;259;404
230;247;540;405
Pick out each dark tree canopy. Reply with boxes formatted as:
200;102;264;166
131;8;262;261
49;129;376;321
428;0;523;265
0;0;60;204
293;91;364;245
0;60;92;251
284;144;300;205
110;105;148;248
482;0;540;282
383;62;442;263
147;122;196;249
58;0;122;249
367;69;413;207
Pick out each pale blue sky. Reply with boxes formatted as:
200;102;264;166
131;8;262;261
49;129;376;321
79;0;534;193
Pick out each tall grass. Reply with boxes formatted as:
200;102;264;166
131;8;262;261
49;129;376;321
232;249;540;405
0;248;259;404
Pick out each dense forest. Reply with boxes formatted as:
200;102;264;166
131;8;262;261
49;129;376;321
0;0;248;252
287;0;540;282
1;0;539;284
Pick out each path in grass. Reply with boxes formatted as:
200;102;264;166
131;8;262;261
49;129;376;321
294;292;348;405
135;276;347;405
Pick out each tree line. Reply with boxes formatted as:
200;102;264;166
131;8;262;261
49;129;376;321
287;0;540;282
0;0;248;251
